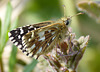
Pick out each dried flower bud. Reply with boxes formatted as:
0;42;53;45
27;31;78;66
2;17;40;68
42;28;90;72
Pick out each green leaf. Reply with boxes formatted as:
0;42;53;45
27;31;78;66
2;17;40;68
10;17;18;30
9;45;17;72
0;19;1;38
77;1;100;23
0;2;12;57
8;18;18;72
23;59;38;72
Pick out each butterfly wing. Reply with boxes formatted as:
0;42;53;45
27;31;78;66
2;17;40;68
22;26;59;58
8;21;53;50
8;21;62;58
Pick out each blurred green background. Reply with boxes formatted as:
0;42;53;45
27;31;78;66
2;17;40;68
0;0;100;72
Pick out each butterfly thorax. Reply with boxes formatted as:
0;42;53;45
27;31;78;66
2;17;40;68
55;17;69;42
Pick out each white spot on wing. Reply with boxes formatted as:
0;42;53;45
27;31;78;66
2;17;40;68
22;40;25;45
38;36;45;41
28;30;30;33
18;35;21;39
37;47;42;54
28;38;31;41
52;32;55;35
27;25;30;26
47;43;49;46
34;28;36;30
38;31;44;38
31;44;35;49
12;40;16;43
31;32;34;37
24;45;27;48
22;36;25;40
14;42;18;45
10;37;14;40
26;48;31;51
55;27;58;29
28;53;33;57
52;36;55;40
20;28;24;34
48;30;51;32
15;31;17;33
29;26;33;29
24;52;27;55
18;45;22;48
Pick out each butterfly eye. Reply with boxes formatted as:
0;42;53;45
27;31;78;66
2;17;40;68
64;20;70;25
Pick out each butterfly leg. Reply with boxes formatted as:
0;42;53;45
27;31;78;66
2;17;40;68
36;54;40;60
57;40;62;54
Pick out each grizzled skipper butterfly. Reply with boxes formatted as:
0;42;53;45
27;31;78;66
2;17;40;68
8;6;82;59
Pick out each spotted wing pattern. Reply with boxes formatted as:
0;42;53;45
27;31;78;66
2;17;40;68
8;21;52;50
22;27;58;58
8;21;60;59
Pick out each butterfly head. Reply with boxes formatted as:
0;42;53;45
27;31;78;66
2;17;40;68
61;12;83;26
61;17;71;26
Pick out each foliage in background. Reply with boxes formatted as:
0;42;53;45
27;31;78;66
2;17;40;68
77;1;100;72
77;1;100;23
8;18;18;72
0;19;1;38
0;0;100;72
76;1;100;47
9;45;17;72
19;0;62;26
0;2;12;72
0;2;12;57
23;59;38;72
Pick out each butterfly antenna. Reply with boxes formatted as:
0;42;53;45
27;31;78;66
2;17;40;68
70;12;84;18
63;5;66;17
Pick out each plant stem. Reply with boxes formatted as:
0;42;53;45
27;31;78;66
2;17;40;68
0;57;4;72
61;0;81;37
